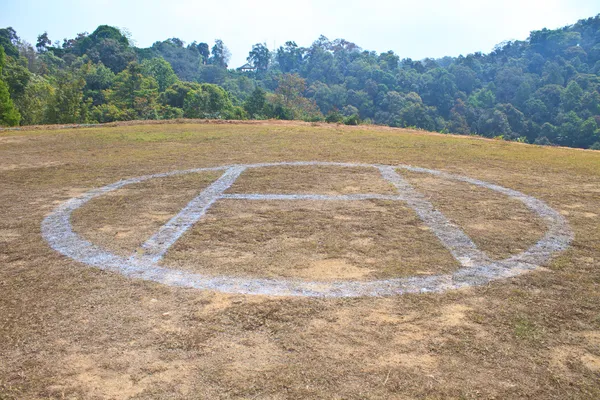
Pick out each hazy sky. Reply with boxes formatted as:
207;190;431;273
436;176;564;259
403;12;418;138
2;0;599;67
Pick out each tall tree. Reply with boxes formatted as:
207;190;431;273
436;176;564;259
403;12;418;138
247;43;270;71
0;45;20;126
16;75;53;125
210;39;230;68
0;27;19;58
141;57;177;91
36;32;51;52
243;87;267;117
276;41;304;73
196;42;210;64
45;69;86;124
108;61;159;119
276;73;305;106
183;83;233;118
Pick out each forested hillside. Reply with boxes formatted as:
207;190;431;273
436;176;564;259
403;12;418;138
1;15;600;149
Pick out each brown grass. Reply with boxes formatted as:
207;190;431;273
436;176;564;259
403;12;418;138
164;199;459;279
226;165;397;195
401;170;547;259
1;121;599;399
72;172;221;257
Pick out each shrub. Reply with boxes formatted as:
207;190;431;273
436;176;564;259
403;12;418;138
157;105;184;120
264;103;294;120
343;114;360;126
534;136;552;146
223;106;247;120
91;103;128;122
325;109;343;123
302;114;324;123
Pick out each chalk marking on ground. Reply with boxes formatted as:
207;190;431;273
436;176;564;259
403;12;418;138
137;166;246;263
41;162;573;297
220;193;404;201
378;166;490;267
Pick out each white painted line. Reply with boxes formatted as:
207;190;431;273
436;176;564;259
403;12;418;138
220;193;404;201
137;166;246;263
41;162;573;297
378;166;490;267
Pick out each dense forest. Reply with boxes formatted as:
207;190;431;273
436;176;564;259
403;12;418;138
1;15;600;149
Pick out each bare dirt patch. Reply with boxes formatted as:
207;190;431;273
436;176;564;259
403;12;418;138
0;160;66;172
47;350;195;399
0;229;21;243
0;135;29;144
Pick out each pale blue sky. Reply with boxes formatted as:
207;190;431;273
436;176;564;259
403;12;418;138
1;0;599;67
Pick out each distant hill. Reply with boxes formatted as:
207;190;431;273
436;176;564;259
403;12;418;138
1;15;600;149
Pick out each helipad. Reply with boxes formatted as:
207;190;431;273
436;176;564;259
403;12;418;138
42;162;572;297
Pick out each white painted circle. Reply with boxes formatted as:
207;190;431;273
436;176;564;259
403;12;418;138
42;162;572;297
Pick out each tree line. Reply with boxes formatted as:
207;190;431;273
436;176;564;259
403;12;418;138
1;16;600;149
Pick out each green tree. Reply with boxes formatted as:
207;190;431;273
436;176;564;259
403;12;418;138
306;81;335;114
141;57;177;92
496;103;526;135
542;61;564;85
447;98;471;134
197;42;210;63
581;90;600;115
533;85;563;120
276;41;305;73
81;62;115;105
276;73;306;106
151;39;201;81
36;32;51;52
468;88;496;109
86;25;130;48
78;26;135;73
210;39;230;68
90;38;136;73
0;46;20;126
243;87;267;118
183;83;233;118
423;68;458;117
108;62;159;119
577;117;600;148
560;80;583;112
477;109;512;138
247;43;270;71
378;50;399;71
494;67;524;103
45;69;86;124
91;103;125;123
15;74;53;125
555;111;583;146
198;64;228;85
1;54;31;103
160;81;202;108
450;64;479;94
0;27;19;58
166;38;184;48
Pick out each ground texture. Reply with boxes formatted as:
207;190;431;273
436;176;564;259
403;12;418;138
1;120;599;399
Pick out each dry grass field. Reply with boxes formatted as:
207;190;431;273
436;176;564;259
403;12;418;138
1;120;599;399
